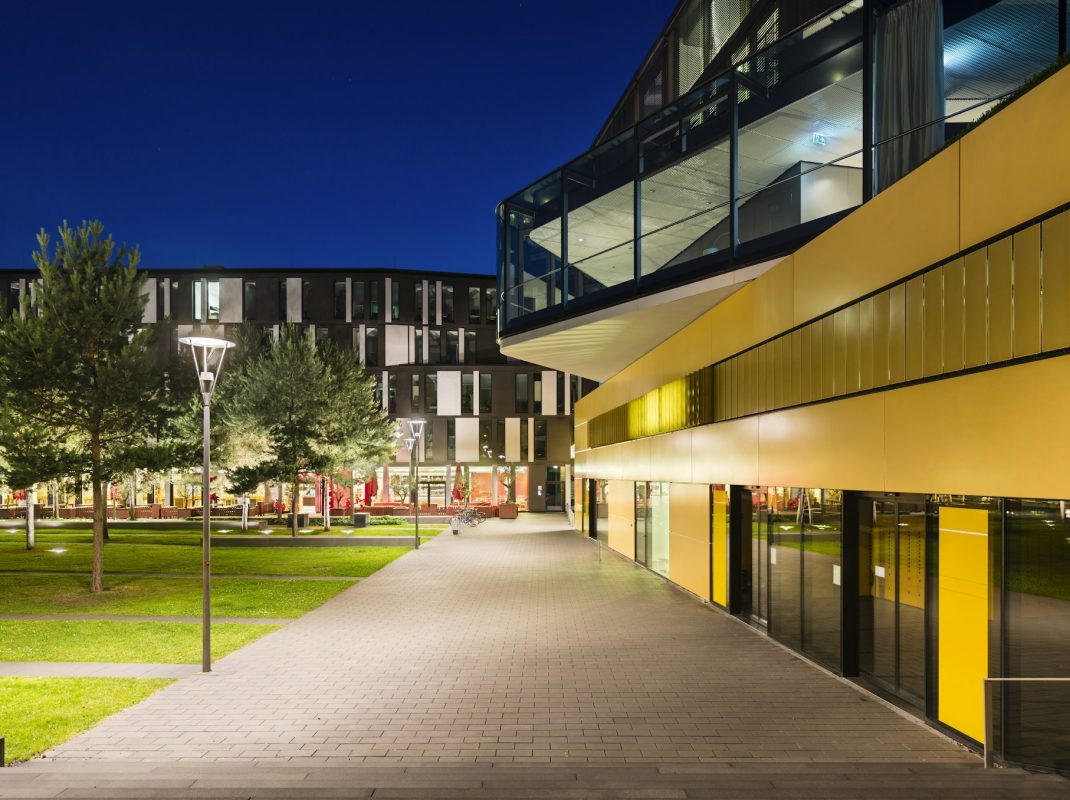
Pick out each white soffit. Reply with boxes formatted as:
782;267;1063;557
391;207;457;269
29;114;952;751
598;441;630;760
499;259;779;382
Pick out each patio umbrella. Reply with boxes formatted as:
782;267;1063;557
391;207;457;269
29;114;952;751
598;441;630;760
452;464;463;502
364;475;378;506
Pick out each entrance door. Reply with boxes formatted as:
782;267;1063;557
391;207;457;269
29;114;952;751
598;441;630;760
545;467;564;511
635;482;651;566
858;496;927;706
738;488;769;626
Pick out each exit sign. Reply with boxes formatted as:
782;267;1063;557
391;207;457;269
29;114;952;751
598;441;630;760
812;132;827;146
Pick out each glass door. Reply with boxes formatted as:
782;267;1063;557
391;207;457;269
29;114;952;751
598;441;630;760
858;496;927;707
635;482;651;566
739;487;768;626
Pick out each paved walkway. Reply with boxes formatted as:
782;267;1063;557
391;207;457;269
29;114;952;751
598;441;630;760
3;514;1067;798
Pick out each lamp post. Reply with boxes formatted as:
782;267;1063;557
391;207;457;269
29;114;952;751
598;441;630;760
402;419;425;550
179;335;234;673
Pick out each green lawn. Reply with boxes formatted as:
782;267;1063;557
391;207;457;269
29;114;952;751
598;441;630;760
0;619;278;663
0;573;355;618
0;540;409;577
0;677;172;764
0;525;444;546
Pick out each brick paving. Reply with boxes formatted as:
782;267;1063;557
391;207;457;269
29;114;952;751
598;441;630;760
3;513;1066;798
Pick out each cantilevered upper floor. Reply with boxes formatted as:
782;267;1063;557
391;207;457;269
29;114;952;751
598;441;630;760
497;0;1068;380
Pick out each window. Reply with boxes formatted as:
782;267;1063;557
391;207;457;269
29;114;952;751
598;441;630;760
387;373;397;413
365;327;379;367
415;282;424;323
571;375;583;407
461;373;474;414
485;287;497;325
352;280;365;320
316;327;329;346
333;281;346;320
369;281;380;320
278;279;287;320
301;280;311;322
442;284;454;323
479;373;492;413
480;420;493;461
411;373;421;413
426;373;438;413
469;286;481;323
496;419;506;461
424;422;433;459
428;329;441;364
465;331;477;364
207;279;219;321
515;374;529;414
4;280;18;318
374;374;383;408
414;327;424;365
157;280;166;321
446;330;459;363
520;418;528;461
557;372;566;414
243;280;256;320
391;280;400;320
447;419;456;460
534;419;547;460
533;372;542;408
193;279;220;322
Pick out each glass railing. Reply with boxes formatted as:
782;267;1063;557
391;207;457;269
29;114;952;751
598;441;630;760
497;0;1068;335
985;678;1070;774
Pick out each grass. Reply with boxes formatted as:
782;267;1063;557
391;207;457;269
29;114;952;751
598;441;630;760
0;540;409;577
0;677;172;764
0;619;278;663
0;524;445;545
0;573;355;618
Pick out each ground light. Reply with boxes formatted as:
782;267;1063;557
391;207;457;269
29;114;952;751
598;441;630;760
179;335;234;674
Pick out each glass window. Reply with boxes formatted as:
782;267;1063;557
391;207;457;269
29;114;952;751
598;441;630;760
534;419;547;460
352;280;365;320
557;372;565;414
316;327;328;346
369;280;380;320
411;373;421;413
414;327;424;365
5;280;19;318
428;329;441;364
415;282;424;324
333;281;346;320
447;330;459;363
387;373;397;413
520;418;528;461
278;279;287;320
447;419;455;461
206;279;219;321
485;287;497;325
424;422;433;459
479;373;492;413
426;373;437;414
479;419;493;461
243;280;256;320
465;331;477;364
635;482;669;576
365;327;379;367
469;286;481;323
533;372;542;406
391;280;400;320
515;373;529;414
193;281;202;321
461;373;474;414
442;284;454;323
301;280;310;322
156;280;166;321
374;374;383;408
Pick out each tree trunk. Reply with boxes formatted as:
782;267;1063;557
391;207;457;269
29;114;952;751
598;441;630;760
25;484;35;550
241;493;249;530
291;481;299;537
51;480;60;519
102;481;110;541
91;479;105;594
323;476;331;531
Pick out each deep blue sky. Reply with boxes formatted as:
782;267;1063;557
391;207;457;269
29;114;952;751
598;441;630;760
0;1;676;274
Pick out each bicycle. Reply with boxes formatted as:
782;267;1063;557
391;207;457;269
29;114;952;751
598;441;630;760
450;507;485;529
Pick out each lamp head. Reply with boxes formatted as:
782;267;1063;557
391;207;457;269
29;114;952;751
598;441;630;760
179;336;234;400
407;418;426;439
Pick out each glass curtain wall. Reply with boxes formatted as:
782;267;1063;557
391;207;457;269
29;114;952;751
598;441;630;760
635;481;670;576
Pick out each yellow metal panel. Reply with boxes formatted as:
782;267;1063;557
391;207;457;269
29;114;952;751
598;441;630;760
859;296;874;391
800;323;813;403
773;336;785;410
1013;225;1041;358
1042;210;1070;351
923;269;943;377
942;258;964;373
964;249;988;368
734;354;743;419
648;431;693;484
905;276;925;381
888;283;906;384
833;308;849;396
607;479;635;560
960;65;1070;249
845;303;860;394
691;416;760;487
794;144;961;322
669;483;711;601
747;348;759;416
821;315;836;398
758;343;770;413
988;237;1013;363
938;506;989;744
872;289;890;388
789;329;802;407
712;487;729;608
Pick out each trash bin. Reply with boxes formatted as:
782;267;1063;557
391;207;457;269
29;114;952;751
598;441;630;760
451;516;460;535
289;512;310;528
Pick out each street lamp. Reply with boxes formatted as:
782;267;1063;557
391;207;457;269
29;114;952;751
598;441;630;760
401;419;425;550
179;335;234;673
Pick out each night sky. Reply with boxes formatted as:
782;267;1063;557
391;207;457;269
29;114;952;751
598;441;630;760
0;1;676;273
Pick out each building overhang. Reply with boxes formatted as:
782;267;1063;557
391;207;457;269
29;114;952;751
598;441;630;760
498;259;778;382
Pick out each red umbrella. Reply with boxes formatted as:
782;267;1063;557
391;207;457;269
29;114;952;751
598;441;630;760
452;464;463;502
364;474;378;505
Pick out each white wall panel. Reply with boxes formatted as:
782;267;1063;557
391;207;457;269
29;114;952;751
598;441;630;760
142;278;157;324
528;417;535;462
472;370;479;416
219;278;242;323
345;278;352;323
437;370;461;416
385;277;393;322
435;280;443;324
286;277;301;323
384;324;411;366
541;370;557;415
456;417;479;462
505;418;521;462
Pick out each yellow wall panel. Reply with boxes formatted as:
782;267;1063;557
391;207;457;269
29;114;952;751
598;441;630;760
1042;210;1070;351
964;249;987;368
607;479;635;560
923;269;943;377
888;283;906;384
872;289;890;388
938;506;989;744
712;487;729;608
668;482;711;601
800;323;813;403
1013;225;1042;358
859;295;874;390
942;258;964;373
647;430;693;484
788;329;802;407
905;275;925;381
691;416;760;486
988;237;1013;363
960;66;1070;249
758;342;771;413
845;303;860;394
794;144;961;322
821;315;836;398
833;307;849;396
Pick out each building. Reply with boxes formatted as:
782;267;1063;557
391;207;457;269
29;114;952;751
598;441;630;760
497;0;1070;773
0;267;593;514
